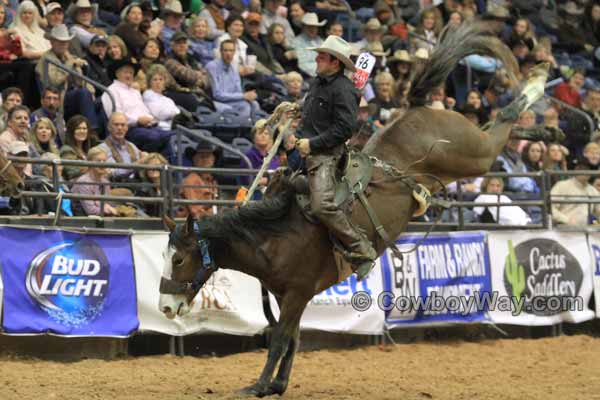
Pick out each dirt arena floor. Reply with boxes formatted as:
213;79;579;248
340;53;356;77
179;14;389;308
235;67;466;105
1;334;599;400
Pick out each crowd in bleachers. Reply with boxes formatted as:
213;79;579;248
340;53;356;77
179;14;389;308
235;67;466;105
1;0;600;225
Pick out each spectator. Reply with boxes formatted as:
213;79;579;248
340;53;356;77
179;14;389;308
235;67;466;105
522;142;544;172
165;32;208;96
461;89;488;125
288;1;305;36
0;141;34;215
388;49;413;83
12;0;51;60
553;68;585;109
106;34;127;63
556;1;594;55
582;88;600;131
543;142;569;185
101;59;175;160
71;146;118;216
178;141;220;218
261;0;295;42
114;3;157;59
327;21;344;37
411;8;442;53
60;115;96;181
242;12;285;76
592;175;600;193
206;39;259;117
503;18;536;51
583;142;600;170
291;12;326;77
582;2;600;48
29;117;59;161
188;17;216;66
84;34;111;95
353;18;384;54
369;71;399;129
142;64;181;130
160;0;185;52
473;176;532;225
268;23;299;73
36;24;99;131
0;87;23;133
214;15;254;76
45;3;65;31
135;152;167;217
0;6;22;63
199;0;229;40
239;118;279;189
96;112;143;181
282;71;303;102
30;86;65;145
447;10;463;28
543;106;560;129
36;152;73;216
0;105;31;157
67;0;106;49
134;37;165;92
496;138;539;194
551;156;600;226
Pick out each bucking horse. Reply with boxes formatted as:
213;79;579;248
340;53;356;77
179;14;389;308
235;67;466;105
0;151;24;198
158;22;557;397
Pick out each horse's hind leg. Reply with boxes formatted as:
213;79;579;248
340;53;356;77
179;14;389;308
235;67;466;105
237;292;307;397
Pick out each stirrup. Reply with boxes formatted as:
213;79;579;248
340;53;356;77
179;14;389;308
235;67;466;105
355;260;375;281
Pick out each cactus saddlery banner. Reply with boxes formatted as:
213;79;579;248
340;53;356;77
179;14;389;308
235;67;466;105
487;231;594;325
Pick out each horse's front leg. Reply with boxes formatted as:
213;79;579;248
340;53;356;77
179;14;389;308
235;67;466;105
238;292;307;397
266;323;300;396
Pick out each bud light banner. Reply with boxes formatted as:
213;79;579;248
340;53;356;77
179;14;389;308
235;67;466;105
382;231;492;327
0;227;138;336
488;231;594;325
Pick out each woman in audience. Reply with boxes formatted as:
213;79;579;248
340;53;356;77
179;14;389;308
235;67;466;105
11;0;50;60
583;142;600;170
37;152;74;216
135;37;165;92
473;176;532;225
239;119;279;193
114;2;158;59
107;34;127;64
503;18;536;51
142;64;181;130
29;117;59;159
267;22;298;73
543;142;569;185
522;142;544;172
369;72;399;129
135;152;167;217
388;49;413;84
60;115;95;181
0;4;22;63
70;146;118;216
461;89;489;125
282;71;303;102
188;17;216;66
411;8;442;53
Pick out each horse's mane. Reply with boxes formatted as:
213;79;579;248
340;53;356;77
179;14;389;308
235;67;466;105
409;21;518;106
194;174;297;245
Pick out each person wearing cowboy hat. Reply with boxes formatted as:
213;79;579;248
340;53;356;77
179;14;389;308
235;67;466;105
67;0;106;49
290;12;326;77
352;18;385;54
160;0;185;51
35;24;100;131
388;49;413;81
294;35;377;280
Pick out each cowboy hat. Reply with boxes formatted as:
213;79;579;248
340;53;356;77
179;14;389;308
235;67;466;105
481;3;510;20
388;49;414;64
46;2;63;14
44;24;74;41
560;1;584;16
301;12;327;27
366;41;389;57
161;0;184;17
361;18;385;34
413;47;429;60
309;35;356;72
108;57;141;80
66;0;98;21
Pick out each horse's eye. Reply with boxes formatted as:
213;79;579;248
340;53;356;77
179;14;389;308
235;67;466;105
172;254;184;268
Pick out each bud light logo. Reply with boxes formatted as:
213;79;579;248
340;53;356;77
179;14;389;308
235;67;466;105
25;239;110;328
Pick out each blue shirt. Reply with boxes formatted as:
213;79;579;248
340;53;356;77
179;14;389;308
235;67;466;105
189;38;216;66
205;59;244;103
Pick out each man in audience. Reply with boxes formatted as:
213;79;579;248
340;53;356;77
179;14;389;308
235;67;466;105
206;39;259;117
199;0;229;40
0;141;34;215
160;0;185;53
45;2;84;57
0;105;31;156
30;86;66;145
291;13;326;77
551;156;600;226
84;34;111;97
242;12;285;76
96;112;144;181
261;0;295;42
164;32;207;94
553;68;585;108
0;87;23;133
582;88;600;131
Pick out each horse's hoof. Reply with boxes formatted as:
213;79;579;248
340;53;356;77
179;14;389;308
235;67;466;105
237;384;269;398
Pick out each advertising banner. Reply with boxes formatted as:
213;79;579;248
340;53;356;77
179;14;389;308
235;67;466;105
382;231;492;327
488;231;594;325
585;233;600;318
268;260;385;334
0;227;138;336
132;233;268;336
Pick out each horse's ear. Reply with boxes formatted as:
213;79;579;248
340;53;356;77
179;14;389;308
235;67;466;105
184;214;195;235
163;215;176;232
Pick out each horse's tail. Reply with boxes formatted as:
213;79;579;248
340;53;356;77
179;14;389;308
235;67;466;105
408;22;518;106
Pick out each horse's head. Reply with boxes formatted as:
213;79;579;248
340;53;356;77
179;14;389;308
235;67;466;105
158;215;216;319
0;153;24;198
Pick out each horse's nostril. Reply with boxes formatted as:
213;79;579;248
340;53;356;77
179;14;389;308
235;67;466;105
162;306;172;315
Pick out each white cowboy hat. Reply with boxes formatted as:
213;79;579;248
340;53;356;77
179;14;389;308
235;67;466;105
301;12;327;27
66;0;98;21
414;47;429;60
44;24;74;41
388;49;414;64
366;41;389;57
361;18;385;34
561;1;584;16
161;0;184;16
309;35;356;72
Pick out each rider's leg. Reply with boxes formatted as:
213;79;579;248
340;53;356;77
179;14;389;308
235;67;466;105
306;150;377;262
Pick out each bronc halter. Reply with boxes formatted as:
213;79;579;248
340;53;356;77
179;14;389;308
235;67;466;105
159;221;218;297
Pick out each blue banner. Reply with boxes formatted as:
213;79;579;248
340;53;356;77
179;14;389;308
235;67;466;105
0;227;139;336
382;231;492;326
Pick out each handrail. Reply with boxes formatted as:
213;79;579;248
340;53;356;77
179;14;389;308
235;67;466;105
546;95;595;135
42;57;116;115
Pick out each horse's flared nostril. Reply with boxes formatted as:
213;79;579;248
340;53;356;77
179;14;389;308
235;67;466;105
162;306;172;314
